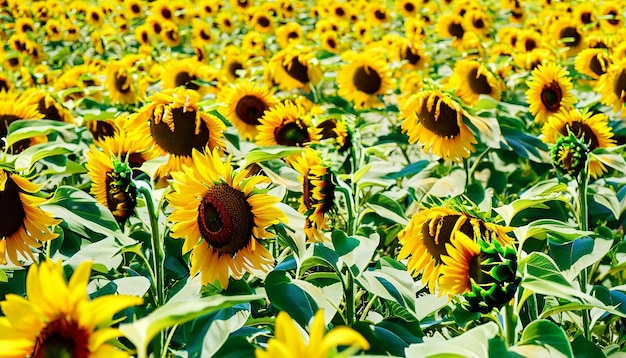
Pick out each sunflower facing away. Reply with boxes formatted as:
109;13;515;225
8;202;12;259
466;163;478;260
0;260;143;357
542;108;616;178
337;50;393;109
255;309;369;358
400;90;477;162
219;81;277;141
595;58;626;115
0;170;60;265
130;88;226;179
447;59;505;106
255;100;321;147
397;205;513;293
525;62;577;124
86;146;138;226
167;148;287;288
289;148;336;242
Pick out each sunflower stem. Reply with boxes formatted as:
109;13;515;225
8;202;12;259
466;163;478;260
467;147;491;186
577;164;591;341
504;301;518;346
138;185;166;356
345;268;355;326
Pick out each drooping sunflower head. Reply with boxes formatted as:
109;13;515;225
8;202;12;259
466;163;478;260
525;62;577;124
0;169;61;265
20;88;74;124
255;100;321;147
575;48;611;80
289;147;336;242
167;148;287;288
317;117;350;150
268;46;323;91
0;260;143;357
595;58;626;115
440;233;519;313
398;205;513;293
542;107;615;178
106;60;140;105
0;91;45;153
337;50;393;109
447;59;505;106
219;81;277;141
400;90;477;162
131;88;227;177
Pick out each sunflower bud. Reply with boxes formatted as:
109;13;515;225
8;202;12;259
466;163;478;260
462;240;520;314
551;131;588;177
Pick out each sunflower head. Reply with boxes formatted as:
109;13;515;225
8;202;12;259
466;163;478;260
441;235;520;313
551;131;589;177
337;50;393;109
255;100;321;147
525;62;576;124
219;81;276;141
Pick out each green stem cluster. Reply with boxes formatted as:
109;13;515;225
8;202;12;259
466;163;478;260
578;164;591;341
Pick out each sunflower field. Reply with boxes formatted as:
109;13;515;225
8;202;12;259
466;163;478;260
1;0;626;356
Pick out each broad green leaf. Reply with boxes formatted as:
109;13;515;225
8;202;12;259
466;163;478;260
353;163;372;183
112;276;152;297
358;260;419;314
571;334;606;358
64;238;125;271
589;184;621;221
6;119;75;147
191;305;250;358
590;148;626;175
366;192;408;225
500;125;549;162
332;231;380;276
405;322;499;358
494;179;569;225
0;270;7;283
549;237;613;280
353;321;416;356
291;279;342;326
119;278;261;358
516;320;573;358
13;142;78;171
382;160;429;179
265;270;318;328
244;146;303;166
515;219;593;245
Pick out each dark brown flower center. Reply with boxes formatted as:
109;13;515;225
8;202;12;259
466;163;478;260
0;79;9;92
473;18;485;29
540;82;563;112
287;31;299;39
404;2;415;12
580;12;592;24
115;72;132;94
403;47;421;65
448;21;465;38
559;26;581;48
161;7;172;19
235;95;267;125
197;184;254;254
613;69;626;101
0;172;26;238
607;10;620;25
88;120;116;140
560;122;600;150
174;71;200;90
150;107;210;156
468;67;492;95
525;39;536;51
374;9;386;20
353;66;382;95
284;57;310;84
589;54;607;77
422;214;486;262
37;98;62;121
228;61;243;79
418;95;461;138
105;169;136;226
32;318;90;358
131;3;141;14
275;120;310;146
257;16;270;28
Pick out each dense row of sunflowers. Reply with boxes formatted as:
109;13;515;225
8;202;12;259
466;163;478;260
1;0;626;356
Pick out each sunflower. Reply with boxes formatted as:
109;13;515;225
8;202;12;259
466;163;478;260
268;46;323;91
289;148;336;242
20;89;73;124
216;11;236;33
465;9;491;35
86;146;137;226
398;40;428;72
221;49;249;83
447;60;504;106
436;14;466;41
0;91;45;153
366;3;389;25
250;11;274;34
337;50;393;109
255;100;321;147
191;20;215;46
317;117;349;149
575;48;611;80
542;108;616;178
320;31;341;54
0;74;11;92
134;24;151;46
219;81;276;141
131;88;226;179
599;3;622;33
0;260;142;357
167;148;286;288
13;17;35;34
595;59;626;115
400;90;477;162
94;115;159;169
551;18;585;57
275;22;304;49
515;29;544;53
44;19;63;42
525;62;577;124
160;20;181;47
106;61;140;105
439;233;519;313
161;58;218;95
0;170;60;265
255;309;369;358
124;0;144;18
397;205;513;293
396;0;419;17
573;2;596;26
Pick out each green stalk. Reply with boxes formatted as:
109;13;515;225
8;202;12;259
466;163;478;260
504;302;518;346
345;268;355;326
138;186;165;356
578;164;591;340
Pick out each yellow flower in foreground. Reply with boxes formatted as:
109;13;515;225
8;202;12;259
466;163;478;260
0;260;142;358
256;310;369;358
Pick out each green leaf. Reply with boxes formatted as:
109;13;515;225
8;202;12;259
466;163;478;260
358;260;419;314
588;184;621;221
500;125;548;162
265;270;317;328
185;305;250;358
549;237;613;280
516;219;594;245
13;142;78;171
366;192;408;225
494;179;568;225
382;160;429;179
119;277;261;358
405;322;499;357
244;146;303;166
332;231;380;276
516;320;573;358
6;119;75;147
571;334;607;358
